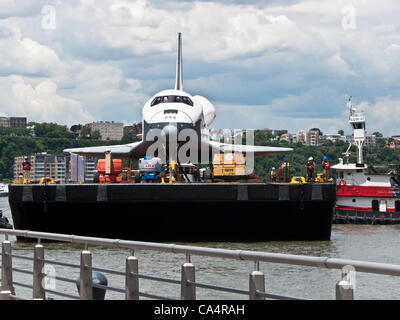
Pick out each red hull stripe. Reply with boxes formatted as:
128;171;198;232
336;185;399;198
336;205;396;212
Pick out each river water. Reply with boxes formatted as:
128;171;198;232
1;197;400;300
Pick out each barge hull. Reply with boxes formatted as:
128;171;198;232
9;183;335;241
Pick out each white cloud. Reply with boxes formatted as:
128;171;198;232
0;24;60;76
0;76;93;126
356;97;400;136
0;0;48;18
0;0;400;136
214;102;345;134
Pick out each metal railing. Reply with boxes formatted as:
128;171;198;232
1;229;400;300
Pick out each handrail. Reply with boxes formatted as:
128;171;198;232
38;258;80;269
1;229;400;277
1;229;400;300
131;272;181;285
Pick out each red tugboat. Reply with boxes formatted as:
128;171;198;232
332;98;400;224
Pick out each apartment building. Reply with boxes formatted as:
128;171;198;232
303;129;320;146
0;117;27;128
280;133;298;144
14;154;99;183
132;122;143;141
280;129;320;146
14;153;69;183
388;135;400;149
323;134;347;143
84;156;101;182
89;121;124;141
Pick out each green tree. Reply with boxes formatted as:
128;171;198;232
91;130;101;140
80;126;92;139
30;122;75;139
121;126;133;143
70;124;82;132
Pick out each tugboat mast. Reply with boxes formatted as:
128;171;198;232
347;97;366;166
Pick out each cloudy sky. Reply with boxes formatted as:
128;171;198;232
1;0;400;136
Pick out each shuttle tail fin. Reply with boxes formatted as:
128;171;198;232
175;32;183;91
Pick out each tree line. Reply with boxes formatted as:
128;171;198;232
0;127;398;182
253;134;399;180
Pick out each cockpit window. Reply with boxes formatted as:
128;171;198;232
182;97;193;106
151;95;193;107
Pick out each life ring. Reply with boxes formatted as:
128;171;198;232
339;179;346;186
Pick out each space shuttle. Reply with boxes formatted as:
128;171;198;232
64;33;293;162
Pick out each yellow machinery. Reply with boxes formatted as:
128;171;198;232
289;174;333;184
314;173;333;183
13;176;56;185
291;176;306;183
39;177;55;184
161;161;177;184
13;174;29;185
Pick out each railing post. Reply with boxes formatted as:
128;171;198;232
80;250;93;300
181;258;196;300
1;240;14;294
125;255;139;300
249;262;265;300
33;244;45;300
336;270;354;300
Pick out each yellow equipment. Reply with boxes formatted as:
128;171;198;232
291;176;306;183
39;177;55;185
168;161;177;183
314;173;333;183
13;174;29;184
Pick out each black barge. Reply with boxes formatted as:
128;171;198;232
8;183;335;241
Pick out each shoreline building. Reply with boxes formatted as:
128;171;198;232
14;153;69;184
322;134;347;143
84;156;101;182
0;117;27;128
88;121;124;141
131;122;143;141
388;135;400;149
14;154;100;183
280;129;320;146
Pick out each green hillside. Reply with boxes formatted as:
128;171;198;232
0;128;398;182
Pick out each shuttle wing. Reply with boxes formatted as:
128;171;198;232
206;140;293;157
63;141;150;159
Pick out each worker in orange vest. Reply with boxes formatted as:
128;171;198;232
22;156;31;184
278;161;290;182
322;156;330;182
305;157;315;182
